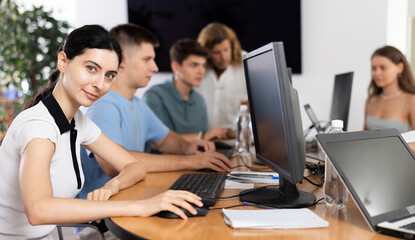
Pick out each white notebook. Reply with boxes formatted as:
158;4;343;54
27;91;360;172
222;208;329;229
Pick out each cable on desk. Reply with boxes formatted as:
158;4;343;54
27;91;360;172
229;154;239;160
315;198;325;204
303;161;324;187
209;204;246;211
230;154;253;169
303;175;323;187
217;194;240;199
231;164;245;169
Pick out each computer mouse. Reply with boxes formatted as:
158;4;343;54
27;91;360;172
155;204;209;219
214;141;233;150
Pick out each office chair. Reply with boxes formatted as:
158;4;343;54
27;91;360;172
57;223;105;240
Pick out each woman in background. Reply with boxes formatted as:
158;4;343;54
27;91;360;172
0;25;201;239
364;45;415;133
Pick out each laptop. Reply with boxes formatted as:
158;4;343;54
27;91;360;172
304;103;326;133
304;104;326;161
317;129;415;239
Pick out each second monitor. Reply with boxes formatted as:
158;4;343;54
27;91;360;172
305;72;354;132
240;42;315;208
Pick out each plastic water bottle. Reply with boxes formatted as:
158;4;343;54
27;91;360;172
323;120;348;207
236;105;250;155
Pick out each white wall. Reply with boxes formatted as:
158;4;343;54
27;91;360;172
73;0;128;30
18;0;128;30
19;0;409;132
387;0;408;53
293;0;388;132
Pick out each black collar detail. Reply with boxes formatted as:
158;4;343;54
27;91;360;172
42;93;75;134
42;93;81;189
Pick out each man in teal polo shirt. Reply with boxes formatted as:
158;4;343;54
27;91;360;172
144;39;231;142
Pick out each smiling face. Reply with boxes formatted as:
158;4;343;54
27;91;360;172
57;48;119;108
123;42;159;88
371;55;403;89
174;55;207;87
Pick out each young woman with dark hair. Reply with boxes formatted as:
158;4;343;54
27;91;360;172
0;25;202;239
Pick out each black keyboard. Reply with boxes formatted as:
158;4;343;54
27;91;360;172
169;173;227;206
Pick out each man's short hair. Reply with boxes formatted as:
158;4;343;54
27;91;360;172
169;39;208;65
109;23;159;51
197;22;242;67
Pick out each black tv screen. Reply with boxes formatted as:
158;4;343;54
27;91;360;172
127;0;302;73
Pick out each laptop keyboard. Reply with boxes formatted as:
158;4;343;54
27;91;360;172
401;222;415;231
169;173;227;206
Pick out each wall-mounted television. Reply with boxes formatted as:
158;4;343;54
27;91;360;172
128;0;302;73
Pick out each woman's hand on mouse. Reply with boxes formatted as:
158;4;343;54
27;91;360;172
134;190;203;219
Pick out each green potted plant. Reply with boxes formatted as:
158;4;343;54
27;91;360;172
0;0;70;134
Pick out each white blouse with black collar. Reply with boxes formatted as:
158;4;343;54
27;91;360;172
0;94;101;239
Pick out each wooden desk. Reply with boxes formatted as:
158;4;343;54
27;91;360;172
105;156;398;240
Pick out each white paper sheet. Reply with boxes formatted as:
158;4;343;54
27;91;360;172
222;208;329;229
224;180;254;189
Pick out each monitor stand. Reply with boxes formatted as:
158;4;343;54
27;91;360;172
239;178;316;208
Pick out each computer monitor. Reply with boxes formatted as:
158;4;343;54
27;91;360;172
329;72;353;131
239;42;316;208
304;72;353;133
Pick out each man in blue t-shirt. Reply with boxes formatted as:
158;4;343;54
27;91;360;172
144;39;232;142
78;24;232;203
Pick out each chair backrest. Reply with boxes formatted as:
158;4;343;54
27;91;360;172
57;223;105;240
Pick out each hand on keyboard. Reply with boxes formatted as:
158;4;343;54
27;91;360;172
202;127;232;141
139;190;203;220
185;139;215;154
186;151;232;173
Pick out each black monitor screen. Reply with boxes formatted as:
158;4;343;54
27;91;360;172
240;42;315;208
245;49;289;172
329;72;353;131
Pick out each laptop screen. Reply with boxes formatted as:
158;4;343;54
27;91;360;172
326;136;415;217
317;129;415;227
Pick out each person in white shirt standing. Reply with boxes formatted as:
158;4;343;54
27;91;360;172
195;22;247;137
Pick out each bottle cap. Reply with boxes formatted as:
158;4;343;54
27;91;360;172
331;120;343;128
239;105;248;112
